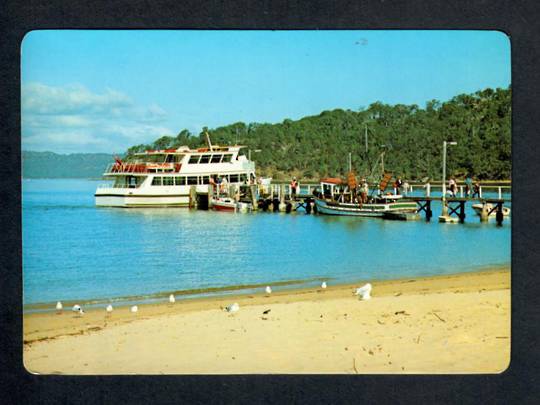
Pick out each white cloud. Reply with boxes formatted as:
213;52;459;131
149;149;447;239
21;82;173;153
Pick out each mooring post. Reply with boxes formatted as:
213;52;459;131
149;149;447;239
189;185;197;209
249;184;258;210
498;187;502;200
480;202;489;222
459;201;466;223
279;184;287;211
496;202;504;226
426;200;432;221
460;186;463;198
208;184;214;208
426;183;431;197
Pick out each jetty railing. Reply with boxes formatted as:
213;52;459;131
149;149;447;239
264;181;511;200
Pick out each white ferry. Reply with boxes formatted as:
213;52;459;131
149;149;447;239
95;137;256;208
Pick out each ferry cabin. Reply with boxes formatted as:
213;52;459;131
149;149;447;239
95;145;256;207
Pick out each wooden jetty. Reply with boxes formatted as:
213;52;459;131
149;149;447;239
409;196;511;226
190;179;510;226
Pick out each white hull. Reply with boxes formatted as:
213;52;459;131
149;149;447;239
95;194;190;207
471;203;511;217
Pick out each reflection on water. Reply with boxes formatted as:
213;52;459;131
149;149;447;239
22;179;511;307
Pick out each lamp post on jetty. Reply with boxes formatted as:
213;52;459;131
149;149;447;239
248;149;261;161
441;141;457;216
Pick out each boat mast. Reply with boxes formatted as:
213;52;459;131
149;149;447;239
205;130;214;151
365;123;368;154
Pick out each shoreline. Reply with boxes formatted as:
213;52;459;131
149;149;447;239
23;263;510;314
24;267;510;374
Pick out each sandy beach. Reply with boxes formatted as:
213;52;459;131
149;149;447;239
23;268;510;374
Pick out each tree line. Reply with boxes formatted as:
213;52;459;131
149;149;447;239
127;86;511;181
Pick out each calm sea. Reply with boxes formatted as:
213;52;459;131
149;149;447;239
22;179;511;311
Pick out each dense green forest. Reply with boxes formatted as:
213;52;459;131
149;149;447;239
22;151;114;178
128;86;511;181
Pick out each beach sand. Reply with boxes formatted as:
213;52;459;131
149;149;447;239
23;268;510;374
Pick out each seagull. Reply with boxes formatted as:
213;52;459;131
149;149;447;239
56;301;63;313
321;281;327;289
130;305;138;313
72;304;84;315
169;294;176;304
355;283;372;300
225;303;240;313
106;304;113;313
265;286;272;295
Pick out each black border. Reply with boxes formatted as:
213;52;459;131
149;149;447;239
2;1;540;403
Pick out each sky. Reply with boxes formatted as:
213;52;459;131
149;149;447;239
21;30;511;154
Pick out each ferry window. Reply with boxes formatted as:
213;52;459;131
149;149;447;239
174;176;185;186
189;155;200;164
211;154;222;163
151;177;162;186
199;154;211;164
230;174;239;183
149;155;165;163
163;177;174;186
201;176;210;184
174;155;184;163
240;174;247;183
165;155;174;163
187;176;198;185
222;154;232;163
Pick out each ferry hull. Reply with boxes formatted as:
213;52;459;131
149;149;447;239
314;197;417;217
95;194;190;207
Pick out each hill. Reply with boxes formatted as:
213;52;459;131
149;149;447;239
127;86;511;181
22;151;114;179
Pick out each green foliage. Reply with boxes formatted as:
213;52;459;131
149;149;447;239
136;86;510;181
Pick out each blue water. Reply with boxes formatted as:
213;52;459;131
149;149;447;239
22;179;511;309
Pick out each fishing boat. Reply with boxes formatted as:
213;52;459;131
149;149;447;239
471;203;511;217
314;175;417;217
95;133;256;207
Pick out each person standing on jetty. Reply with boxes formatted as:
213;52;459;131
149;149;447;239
448;177;457;197
221;176;229;195
465;174;473;197
393;176;403;195
472;179;481;198
360;178;369;204
290;177;298;198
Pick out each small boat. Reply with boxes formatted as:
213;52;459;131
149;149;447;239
471;203;511;217
211;197;237;212
438;215;459;223
211;197;252;212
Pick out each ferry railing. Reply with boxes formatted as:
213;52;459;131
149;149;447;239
103;162;182;174
96;183;141;189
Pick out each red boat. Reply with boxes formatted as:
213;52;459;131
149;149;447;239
211;197;237;212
